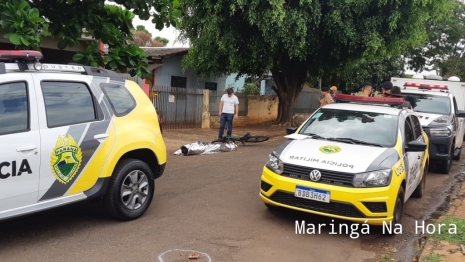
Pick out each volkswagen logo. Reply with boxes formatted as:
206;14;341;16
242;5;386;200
309;170;321;181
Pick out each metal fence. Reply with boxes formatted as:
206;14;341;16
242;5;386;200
209;90;248;116
293;91;320;113
147;85;319;130
150;86;204;129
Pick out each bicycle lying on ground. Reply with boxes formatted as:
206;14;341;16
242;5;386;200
211;132;270;145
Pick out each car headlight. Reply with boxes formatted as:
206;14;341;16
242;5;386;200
429;127;451;137
266;152;283;175
352;169;392;187
433;115;450;124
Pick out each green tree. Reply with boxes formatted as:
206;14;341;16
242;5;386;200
312;56;407;94
154;36;169;46
132;25;167;47
135;25;151;35
406;1;465;80
179;0;454;125
0;0;181;79
240;83;260;95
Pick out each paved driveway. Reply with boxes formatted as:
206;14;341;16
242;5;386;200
0;132;463;262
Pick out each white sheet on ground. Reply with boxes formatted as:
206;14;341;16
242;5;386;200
173;141;238;156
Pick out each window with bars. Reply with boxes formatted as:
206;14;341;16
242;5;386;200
171;76;187;100
171;76;186;88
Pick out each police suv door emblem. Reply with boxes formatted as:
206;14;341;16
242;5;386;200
319;145;341;154
50;134;82;184
309;170;321;181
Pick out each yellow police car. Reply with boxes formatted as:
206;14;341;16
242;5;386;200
0;50;166;221
260;94;429;227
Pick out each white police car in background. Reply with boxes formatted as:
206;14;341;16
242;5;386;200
392;75;465;174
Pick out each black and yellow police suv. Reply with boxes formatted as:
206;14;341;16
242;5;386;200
0;50;166;221
260;94;430;227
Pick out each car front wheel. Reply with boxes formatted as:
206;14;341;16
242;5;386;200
437;144;453;174
384;186;405;236
103;159;155;221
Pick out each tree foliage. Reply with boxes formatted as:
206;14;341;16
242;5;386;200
240;82;260;95
1;0;49;50
406;1;465;79
154;36;169;46
131;25;168;47
0;0;180;79
311;56;407;94
179;0;455;125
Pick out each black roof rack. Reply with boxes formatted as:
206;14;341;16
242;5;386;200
0;61;125;82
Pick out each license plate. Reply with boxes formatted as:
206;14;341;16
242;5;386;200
295;186;330;203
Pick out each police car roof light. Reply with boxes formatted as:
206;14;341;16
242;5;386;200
335;94;405;105
0;50;43;61
404;82;448;90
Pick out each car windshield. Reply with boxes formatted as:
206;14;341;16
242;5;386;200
402;93;451;115
298;108;398;147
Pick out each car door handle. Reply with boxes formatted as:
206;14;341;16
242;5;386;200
94;133;109;142
16;145;37;152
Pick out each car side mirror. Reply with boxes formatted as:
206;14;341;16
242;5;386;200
405;141;427;152
286;127;297;135
457;110;465;118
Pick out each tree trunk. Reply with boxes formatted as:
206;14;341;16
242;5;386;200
271;57;308;126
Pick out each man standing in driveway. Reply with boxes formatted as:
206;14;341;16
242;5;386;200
218;88;239;139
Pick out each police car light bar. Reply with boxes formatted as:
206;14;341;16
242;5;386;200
404;82;448;90
0;50;43;61
335;94;405;105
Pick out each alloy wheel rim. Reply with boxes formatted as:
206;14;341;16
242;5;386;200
120;170;149;210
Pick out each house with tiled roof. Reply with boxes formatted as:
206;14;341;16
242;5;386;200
137;47;246;93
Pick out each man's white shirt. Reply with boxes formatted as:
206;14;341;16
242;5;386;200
221;94;239;114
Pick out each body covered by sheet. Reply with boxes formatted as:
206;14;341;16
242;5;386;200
173;141;238;156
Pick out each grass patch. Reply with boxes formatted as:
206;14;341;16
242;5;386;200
421;252;444;262
431;216;465;245
380;254;394;262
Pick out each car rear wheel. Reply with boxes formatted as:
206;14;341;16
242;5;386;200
103;159;155;221
412;167;426;198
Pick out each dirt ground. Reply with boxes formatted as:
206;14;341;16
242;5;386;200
0;124;463;262
163;123;287;152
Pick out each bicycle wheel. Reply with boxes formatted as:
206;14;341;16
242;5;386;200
244;136;269;143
